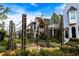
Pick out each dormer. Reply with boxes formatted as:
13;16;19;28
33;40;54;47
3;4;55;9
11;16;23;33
68;6;77;24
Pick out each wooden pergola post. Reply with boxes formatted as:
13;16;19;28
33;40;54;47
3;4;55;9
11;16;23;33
60;16;64;47
8;20;14;50
22;14;27;52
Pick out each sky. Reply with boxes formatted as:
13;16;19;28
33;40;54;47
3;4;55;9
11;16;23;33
2;3;66;31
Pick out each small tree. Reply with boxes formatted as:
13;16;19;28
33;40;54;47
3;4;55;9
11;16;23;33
0;4;10;20
0;4;10;40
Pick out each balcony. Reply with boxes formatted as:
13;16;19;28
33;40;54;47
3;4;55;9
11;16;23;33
49;24;59;28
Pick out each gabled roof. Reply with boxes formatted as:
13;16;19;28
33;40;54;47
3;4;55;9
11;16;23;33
68;6;77;12
49;12;62;25
35;17;49;26
27;21;36;27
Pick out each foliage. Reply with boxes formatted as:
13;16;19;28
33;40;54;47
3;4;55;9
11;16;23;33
48;37;60;43
16;38;22;43
61;46;79;56
56;28;61;41
16;50;30;56
2;47;79;56
0;46;6;53
48;42;60;47
27;33;31;39
38;48;63;56
0;40;8;48
0;4;10;20
0;30;6;41
66;39;79;46
9;48;63;56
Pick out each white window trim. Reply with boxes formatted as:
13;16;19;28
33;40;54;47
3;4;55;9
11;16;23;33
69;10;77;24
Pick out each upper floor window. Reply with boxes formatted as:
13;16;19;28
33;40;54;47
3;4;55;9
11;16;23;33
34;23;36;29
54;19;58;24
40;25;44;28
70;11;75;19
69;10;76;20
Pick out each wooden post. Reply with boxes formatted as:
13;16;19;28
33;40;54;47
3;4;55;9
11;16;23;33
8;20;14;50
60;16;64;47
37;25;39;49
13;23;17;49
46;24;49;47
22;14;27;51
30;23;33;46
13;23;15;40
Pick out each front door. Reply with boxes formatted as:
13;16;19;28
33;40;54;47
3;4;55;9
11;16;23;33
72;27;76;38
54;29;57;37
49;29;52;37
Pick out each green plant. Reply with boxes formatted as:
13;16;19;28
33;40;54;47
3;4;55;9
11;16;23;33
0;46;6;52
48;42;60;47
48;37;60;43
39;48;64;56
39;49;51;56
60;46;79;56
15;49;30;56
0;40;8;49
14;48;64;56
50;49;64;56
29;49;38;56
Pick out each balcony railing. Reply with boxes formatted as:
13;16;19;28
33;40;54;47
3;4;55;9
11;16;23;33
49;24;59;28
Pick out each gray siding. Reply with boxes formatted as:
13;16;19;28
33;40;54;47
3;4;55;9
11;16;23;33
64;3;79;28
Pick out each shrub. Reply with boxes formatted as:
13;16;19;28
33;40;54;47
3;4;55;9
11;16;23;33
39;48;64;56
48;42;60;47
15;48;64;56
29;49;38;56
0;30;6;41
39;49;52;56
0;40;8;47
60;46;79;56
50;49;64;56
0;46;6;53
15;49;31;56
48;38;60;43
39;41;47;47
20;50;30;56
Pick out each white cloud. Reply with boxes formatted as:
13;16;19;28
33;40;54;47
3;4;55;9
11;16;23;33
4;4;44;31
4;3;63;31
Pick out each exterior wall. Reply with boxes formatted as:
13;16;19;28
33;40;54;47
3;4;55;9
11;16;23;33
49;13;61;37
64;3;79;39
33;17;49;38
68;25;78;38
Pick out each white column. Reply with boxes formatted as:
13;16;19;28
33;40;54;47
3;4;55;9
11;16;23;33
52;28;54;37
76;26;79;38
69;27;72;38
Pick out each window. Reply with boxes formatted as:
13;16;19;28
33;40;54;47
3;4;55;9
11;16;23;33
69;11;76;19
34;23;36;29
54;19;58;24
40;25;43;28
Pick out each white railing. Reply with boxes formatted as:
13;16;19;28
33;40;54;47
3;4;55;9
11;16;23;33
49;24;59;28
